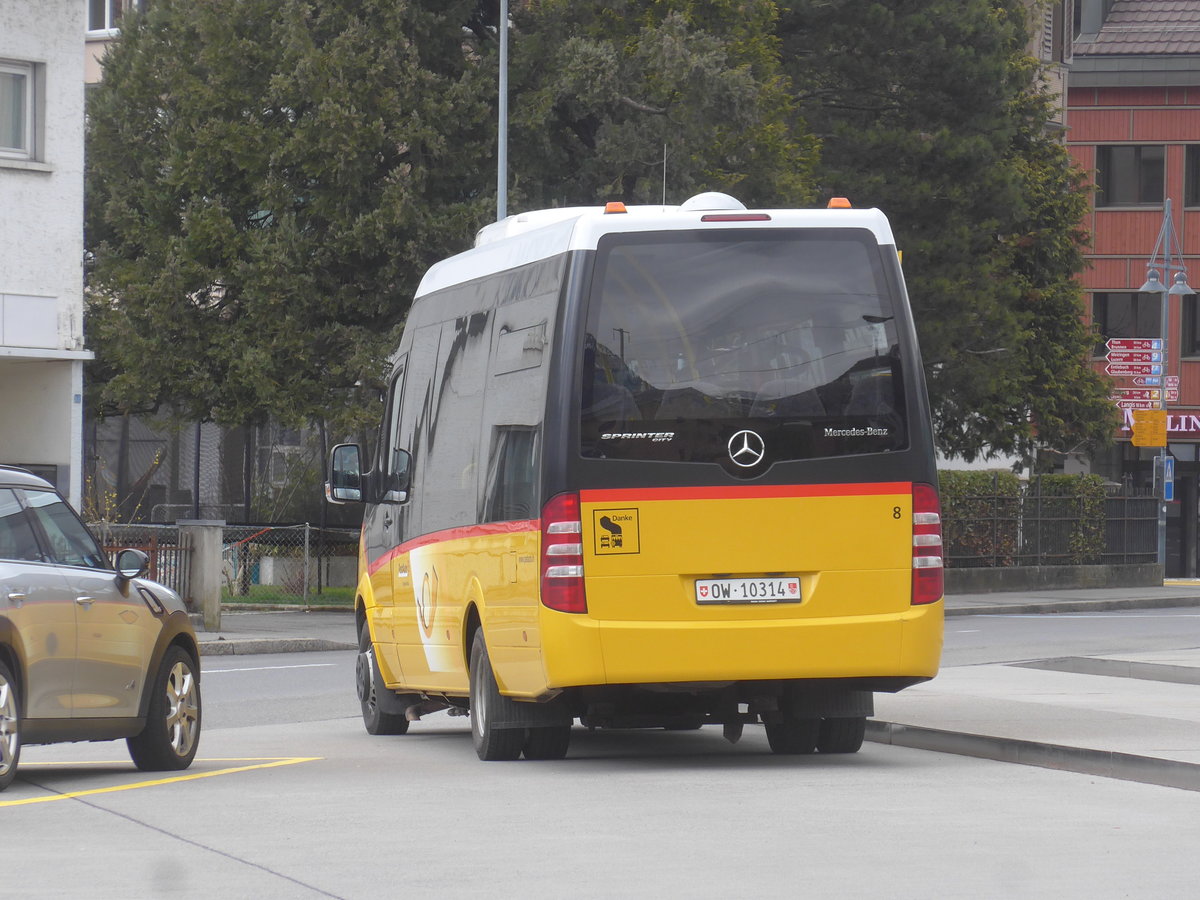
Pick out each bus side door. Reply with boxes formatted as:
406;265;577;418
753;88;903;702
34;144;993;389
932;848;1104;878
364;359;409;688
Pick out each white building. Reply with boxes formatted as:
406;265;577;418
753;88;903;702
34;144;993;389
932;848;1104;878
0;0;91;507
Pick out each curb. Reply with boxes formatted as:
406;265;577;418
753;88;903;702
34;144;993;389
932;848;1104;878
945;595;1200;616
866;720;1200;793
199;638;356;657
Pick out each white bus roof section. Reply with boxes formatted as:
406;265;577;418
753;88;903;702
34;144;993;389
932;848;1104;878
414;194;897;299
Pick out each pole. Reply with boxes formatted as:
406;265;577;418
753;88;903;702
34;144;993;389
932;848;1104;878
193;421;201;520
497;0;508;222
1156;199;1173;570
303;523;311;609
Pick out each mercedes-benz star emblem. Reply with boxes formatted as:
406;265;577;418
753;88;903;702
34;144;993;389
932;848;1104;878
727;429;766;468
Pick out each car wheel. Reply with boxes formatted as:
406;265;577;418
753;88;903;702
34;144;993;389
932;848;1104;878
0;659;20;791
817;716;866;754
469;631;524;761
765;717;819;755
127;645;202;771
523;725;571;760
357;621;409;735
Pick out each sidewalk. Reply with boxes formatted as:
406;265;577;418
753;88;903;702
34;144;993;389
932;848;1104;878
196;586;1200;790
196;582;1200;654
196;608;357;656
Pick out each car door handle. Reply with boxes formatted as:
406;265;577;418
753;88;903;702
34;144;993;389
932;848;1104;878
76;595;95;607
7;591;27;606
383;512;394;529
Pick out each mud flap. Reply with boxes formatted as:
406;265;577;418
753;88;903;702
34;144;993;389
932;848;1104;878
485;692;574;729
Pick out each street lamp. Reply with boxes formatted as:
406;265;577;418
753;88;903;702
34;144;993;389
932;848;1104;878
1137;198;1194;569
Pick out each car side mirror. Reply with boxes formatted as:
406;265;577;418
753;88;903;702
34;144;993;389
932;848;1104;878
327;443;364;504
115;548;150;581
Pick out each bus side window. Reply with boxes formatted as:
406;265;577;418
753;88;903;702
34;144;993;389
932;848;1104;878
482;427;538;523
386;360;407;479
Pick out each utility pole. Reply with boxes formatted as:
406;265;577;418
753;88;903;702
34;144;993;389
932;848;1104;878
497;0;508;222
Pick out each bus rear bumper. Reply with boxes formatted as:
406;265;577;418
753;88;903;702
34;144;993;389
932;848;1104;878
540;602;943;689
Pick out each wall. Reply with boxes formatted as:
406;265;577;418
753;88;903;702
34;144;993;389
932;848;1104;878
945;563;1163;593
0;0;91;505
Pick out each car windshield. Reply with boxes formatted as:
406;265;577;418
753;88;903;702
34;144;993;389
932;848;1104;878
579;229;908;465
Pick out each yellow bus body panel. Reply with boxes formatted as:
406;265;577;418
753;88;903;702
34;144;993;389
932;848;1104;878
369;524;542;697
361;483;942;699
537;485;942;689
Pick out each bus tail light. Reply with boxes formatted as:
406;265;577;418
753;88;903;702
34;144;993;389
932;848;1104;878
911;482;943;605
541;492;588;613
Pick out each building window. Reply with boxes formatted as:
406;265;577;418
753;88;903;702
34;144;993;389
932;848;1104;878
1187;146;1200;208
1183;295;1200;358
0;61;34;159
88;0;147;34
1095;145;1165;207
1092;292;1160;357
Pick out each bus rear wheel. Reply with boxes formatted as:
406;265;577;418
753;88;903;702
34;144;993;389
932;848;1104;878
817;716;866;754
765;717;819;755
469;631;524;761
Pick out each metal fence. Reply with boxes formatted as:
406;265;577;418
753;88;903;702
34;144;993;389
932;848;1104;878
93;523;191;598
943;480;1158;569
220;524;360;607
85;413;363;530
92;522;360;608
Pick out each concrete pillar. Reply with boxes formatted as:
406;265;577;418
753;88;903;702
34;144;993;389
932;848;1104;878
179;520;225;632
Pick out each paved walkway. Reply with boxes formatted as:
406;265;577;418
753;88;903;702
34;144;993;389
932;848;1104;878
197;584;1200;790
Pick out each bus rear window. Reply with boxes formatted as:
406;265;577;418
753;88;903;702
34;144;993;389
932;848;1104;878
579;229;908;467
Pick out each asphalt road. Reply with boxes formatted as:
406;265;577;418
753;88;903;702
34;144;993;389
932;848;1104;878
943;606;1200;666
6;611;1200;898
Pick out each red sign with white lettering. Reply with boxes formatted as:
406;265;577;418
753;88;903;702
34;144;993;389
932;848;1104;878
1106;363;1164;377
1106;350;1163;364
1112;389;1160;401
1107;338;1162;351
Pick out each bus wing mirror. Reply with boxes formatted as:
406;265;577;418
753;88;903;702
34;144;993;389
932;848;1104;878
327;443;364;504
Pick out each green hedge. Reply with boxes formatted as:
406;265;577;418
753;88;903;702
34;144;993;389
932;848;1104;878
939;470;1021;567
939;471;1108;567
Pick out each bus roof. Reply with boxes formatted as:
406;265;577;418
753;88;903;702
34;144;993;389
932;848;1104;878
414;192;897;299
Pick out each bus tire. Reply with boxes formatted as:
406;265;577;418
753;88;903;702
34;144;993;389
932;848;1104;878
765;717;819;755
523;725;571;760
469;631;524;761
358;621;409;736
817;716;866;754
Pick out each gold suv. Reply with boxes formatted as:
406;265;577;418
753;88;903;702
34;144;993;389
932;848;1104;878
0;466;201;791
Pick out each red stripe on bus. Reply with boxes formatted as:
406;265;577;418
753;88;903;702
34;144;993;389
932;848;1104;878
580;482;912;503
366;519;539;577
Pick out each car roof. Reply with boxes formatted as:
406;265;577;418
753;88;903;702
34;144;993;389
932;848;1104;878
0;465;56;491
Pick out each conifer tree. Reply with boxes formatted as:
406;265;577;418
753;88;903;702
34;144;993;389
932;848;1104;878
778;0;1114;464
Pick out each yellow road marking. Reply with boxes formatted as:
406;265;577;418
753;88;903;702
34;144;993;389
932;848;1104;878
0;757;321;807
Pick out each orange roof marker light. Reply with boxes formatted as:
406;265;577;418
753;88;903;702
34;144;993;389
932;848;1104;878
604;201;628;214
827;197;852;209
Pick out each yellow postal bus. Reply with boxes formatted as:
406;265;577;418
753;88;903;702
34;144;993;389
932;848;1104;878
328;192;943;760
